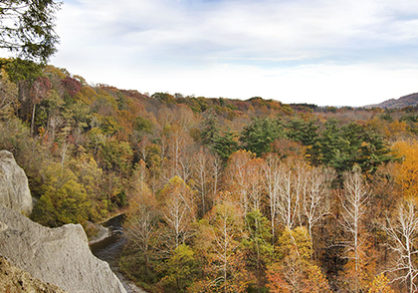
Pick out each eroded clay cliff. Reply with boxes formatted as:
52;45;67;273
0;202;127;293
0;150;32;214
0;150;127;293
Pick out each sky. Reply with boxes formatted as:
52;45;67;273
50;0;418;106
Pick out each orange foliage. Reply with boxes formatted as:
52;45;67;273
392;139;418;200
266;263;291;293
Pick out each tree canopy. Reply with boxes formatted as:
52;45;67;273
0;0;61;63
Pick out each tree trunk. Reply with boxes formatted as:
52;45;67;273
31;103;36;136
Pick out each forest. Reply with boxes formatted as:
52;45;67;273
0;58;417;292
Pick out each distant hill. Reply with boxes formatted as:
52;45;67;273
366;93;418;109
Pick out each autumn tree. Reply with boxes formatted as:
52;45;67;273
368;274;395;293
122;173;161;286
0;68;18;118
161;124;193;182
267;226;331;293
224;150;254;216
31;162;90;226
275;160;303;229
201;195;251;292
68;153;105;220
99;139;133;176
392;139;418;200
242;209;273;289
158;176;196;248
27;76;51;135
300;164;334;237
265;155;333;241
191;147;215;216
384;200;418;293
124;205;160;282
263;154;281;242
159;244;200;292
339;168;376;292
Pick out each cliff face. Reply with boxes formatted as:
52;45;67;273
0;150;127;293
0;201;127;293
0;256;68;293
0;150;32;215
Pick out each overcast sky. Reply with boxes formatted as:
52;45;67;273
51;0;418;106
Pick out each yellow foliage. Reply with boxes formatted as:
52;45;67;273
368;274;395;293
0;68;18;118
385;120;408;139
392;139;418;200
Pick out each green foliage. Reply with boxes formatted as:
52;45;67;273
0;68;19;119
201;117;238;161
242;210;274;288
134;116;153;134
240;118;283;156
0;58;43;83
312;120;393;174
201;116;219;145
113;190;127;208
0;1;60;63
159;245;200;292
99;140;133;175
276;226;313;261
0;116;47;184
2;63;416;293
120;247;160;291
285;118;318;146
31;162;90;226
152;92;175;104
212;130;239;161
379;112;393;122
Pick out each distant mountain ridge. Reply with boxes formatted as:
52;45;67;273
366;93;418;109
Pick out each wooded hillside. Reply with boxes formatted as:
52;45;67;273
1;60;417;292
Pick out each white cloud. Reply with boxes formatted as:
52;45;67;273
50;0;418;106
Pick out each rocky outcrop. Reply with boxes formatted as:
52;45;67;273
0;256;68;293
0;205;127;293
0;150;32;214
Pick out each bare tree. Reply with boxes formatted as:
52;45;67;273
224;150;253;216
263;154;281;242
276;164;300;229
384;200;418;293
246;158;264;212
125;206;158;267
264;158;333;240
301;167;334;237
160;176;196;248
212;153;222;198
162;125;193;182
192;147;213;215
338;169;369;292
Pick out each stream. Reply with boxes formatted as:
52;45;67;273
90;214;146;293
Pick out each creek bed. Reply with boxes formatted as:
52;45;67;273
90;214;146;293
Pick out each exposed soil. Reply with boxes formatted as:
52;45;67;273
0;256;67;293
